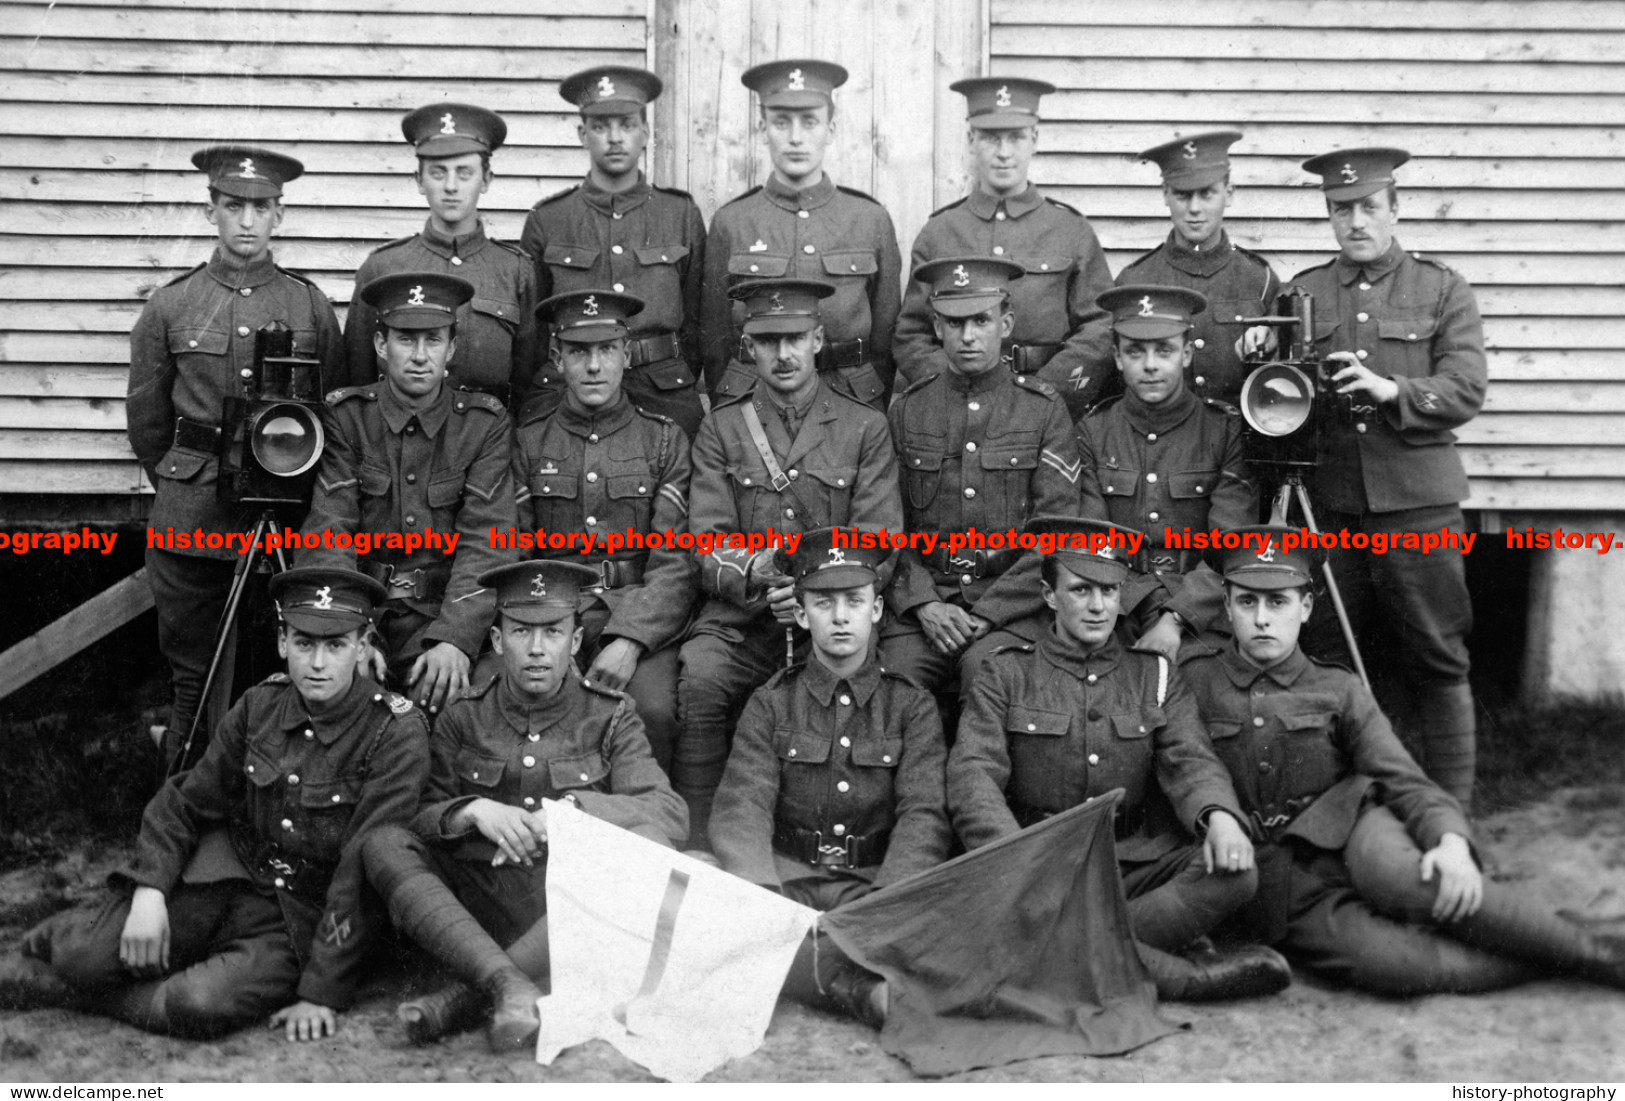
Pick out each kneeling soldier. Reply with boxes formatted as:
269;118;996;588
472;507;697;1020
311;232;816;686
362;560;687;1052
948;516;1290;1001
0;569;427;1040
711;528;951;1026
1185;528;1625;995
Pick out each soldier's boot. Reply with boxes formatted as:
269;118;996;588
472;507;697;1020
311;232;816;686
1451;885;1625;991
1416;682;1476;809
0;953;86;1011
781;934;887;1027
1135;940;1292;1002
379;868;541;1053
398;915;552;1045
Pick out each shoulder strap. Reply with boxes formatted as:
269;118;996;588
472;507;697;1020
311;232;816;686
739;400;819;524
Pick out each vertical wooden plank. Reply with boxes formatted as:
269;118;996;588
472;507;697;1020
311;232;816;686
651;0;684;190
809;0;876;200
874;0;936;262
933;0;983;210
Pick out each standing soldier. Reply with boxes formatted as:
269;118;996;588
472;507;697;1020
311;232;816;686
676;278;904;842
1117;130;1280;408
520;68;706;438
127;144;343;767
342;103;539;409
513;289;696;770
699;59;902;411
299;272;515;716
881;257;1081;694
894;78;1115;419
1290;148;1486;806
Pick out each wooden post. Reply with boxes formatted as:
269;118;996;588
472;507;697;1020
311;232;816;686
0;568;155;703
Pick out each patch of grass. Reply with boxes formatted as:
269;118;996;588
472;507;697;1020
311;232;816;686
1475;695;1625;812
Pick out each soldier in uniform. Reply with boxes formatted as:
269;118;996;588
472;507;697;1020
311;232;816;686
513;289;696;770
0;569;428;1040
711;528;950;1027
1117;130;1280;408
1186;528;1625;994
699;59;902;412
894;78;1115;419
128;144;343;767
363;560;686;1051
880;257;1081;695
519;68;706;438
676;278;904;842
299;272;516;715
342;103;539;408
1289;148;1486;806
949;516;1290;1001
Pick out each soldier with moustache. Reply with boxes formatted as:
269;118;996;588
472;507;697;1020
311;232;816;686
128;145;343;768
520;68;707;438
894;78;1116;419
342;103;540;409
1116;130;1280;408
699;60;903;412
512;289;696;771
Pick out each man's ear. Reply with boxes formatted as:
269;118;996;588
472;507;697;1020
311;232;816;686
489;624;504;656
999;308;1015;339
373;330;389;361
792;600;810;631
570;625;584;657
809;325;825;354
869;594;883;624
1040;580;1057;611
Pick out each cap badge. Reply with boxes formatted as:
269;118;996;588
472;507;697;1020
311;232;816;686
787;68;805;91
995;85;1012;108
598;74;616;98
1341;163;1359;183
768;292;785;313
313;586;334;610
1182;141;1197;159
1096;545;1116;559
952;264;970;288
826;546;847;565
238;157;257;179
530;574;548;598
1256;541;1277;563
439;112;456;134
1138;295;1155;317
582;294;600;316
407;285;426;306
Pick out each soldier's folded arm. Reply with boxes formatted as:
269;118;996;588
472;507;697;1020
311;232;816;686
708;691;786;890
945;661;1022;850
874;688;952;888
422;412;517;658
1386;272;1488;434
569;698;688;847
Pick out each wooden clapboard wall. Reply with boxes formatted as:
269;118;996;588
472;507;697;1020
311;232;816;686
0;0;647;500
993;0;1625;513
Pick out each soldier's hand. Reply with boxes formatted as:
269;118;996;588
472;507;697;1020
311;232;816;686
464;798;548;867
1325;351;1401;405
119;886;170;977
409;641;471;714
766;582;799;624
587;638;645;691
917;602;978;655
1203;811;1255;875
1421;832;1483;923
1133;613;1185;662
269;1000;338;1042
1236;324;1279;360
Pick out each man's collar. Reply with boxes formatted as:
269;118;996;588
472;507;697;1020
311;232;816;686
1336;239;1406;285
275;674;378;744
763;172;836;211
1038;625;1123;678
1162;229;1235;276
554;392;635;437
966;183;1045;221
1118;384;1198;434
379;381;451;438
580;172;652;215
206;247;279;288
800;651;882;707
1220;642;1311;688
418;218;489;260
496;670;581;735
946;362;1009;395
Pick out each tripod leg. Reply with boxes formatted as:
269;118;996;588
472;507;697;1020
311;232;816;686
1266;484;1292;527
1292;484;1371;692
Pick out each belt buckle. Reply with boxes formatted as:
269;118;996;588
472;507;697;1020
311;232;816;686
770;471;791;493
384;565;420;598
948;552;979;577
811;832;851;867
595;560;616;589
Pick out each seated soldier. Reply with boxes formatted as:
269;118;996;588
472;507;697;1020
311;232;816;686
675;277;903;842
513;288;696;771
948;516;1290;1001
965;284;1256;675
711;528;951;1027
299;271;516;716
881;257;1080;698
0;570;427;1041
363;560;687;1052
1185;527;1625;995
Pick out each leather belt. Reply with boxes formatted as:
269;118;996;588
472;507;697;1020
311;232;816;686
455;382;510;407
926;545;1021;581
596;556;646;590
173;416;222;451
361;560;450;602
817;338;867;371
1144;548;1205;575
1011;798;1144;839
628;332;681;367
1006;342;1062;375
1249;795;1318;842
230;818;336;907
773;820;891;868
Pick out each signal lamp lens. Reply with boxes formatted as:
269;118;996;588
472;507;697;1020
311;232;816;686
1240;362;1315;438
250;403;324;477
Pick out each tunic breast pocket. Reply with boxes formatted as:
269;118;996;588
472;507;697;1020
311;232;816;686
471;296;520;335
1376;316;1439;378
426;475;464;527
528;457;582;528
850;737;903;770
548;753;611;796
1277;710;1342;797
1097;468;1140;507
358;463;393;529
1018;256;1073;279
774;726;832;819
725;462;774;527
1005;705;1070;809
1104;709;1160;802
1168;468;1219;526
634;244;689;290
296;776;364;854
821;251;878;283
728;254;790;279
904;449;943;511
979;447;1039;523
1204;718;1248;791
542;245;599;288
454;748;507;792
606;472;656;529
802;466;858;527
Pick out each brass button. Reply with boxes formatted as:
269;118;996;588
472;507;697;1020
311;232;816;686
287;774;299;785
993;245;1005;255
1027;723;1037;732
406;473;416;484
1087;753;1099;765
586;472;598;483
240;287;252;297
523;797;535;806
405;515;416;525
611;245;624;255
237;326;250;337
188;339;198;348
579;772;589;782
961;573;973;585
797;210;809;219
968;401;980;411
1087;674;1098;684
964;487;976;498
840;736;851;747
1360;282;1372;290
995;211;1006;221
588;433;599;443
837;781;850;793
788;469;799;479
274;877;285;888
1357;312;1370;322
788;748;797;757
331;794;342;803
1146;473;1158;484
1258;761;1272;774
450;256;463;266
832;823;846;835
965;442;977;452
613;283;625;292
304;729;314;740
839;694;851;705
1356;349;1368;361
1149;511;1160;521
1193;338;1205;349
523;755;536;767
1147;433;1157;442
1253;717;1265;727
586;516;597;525
882;754;892;764
281;818;293;830
803;244;815;254
785;508;796;519
1356;423;1368;434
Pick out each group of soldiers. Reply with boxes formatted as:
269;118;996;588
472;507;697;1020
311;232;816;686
5;59;1623;1059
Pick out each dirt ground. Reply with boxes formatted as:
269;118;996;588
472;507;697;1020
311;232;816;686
2;785;1624;1084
